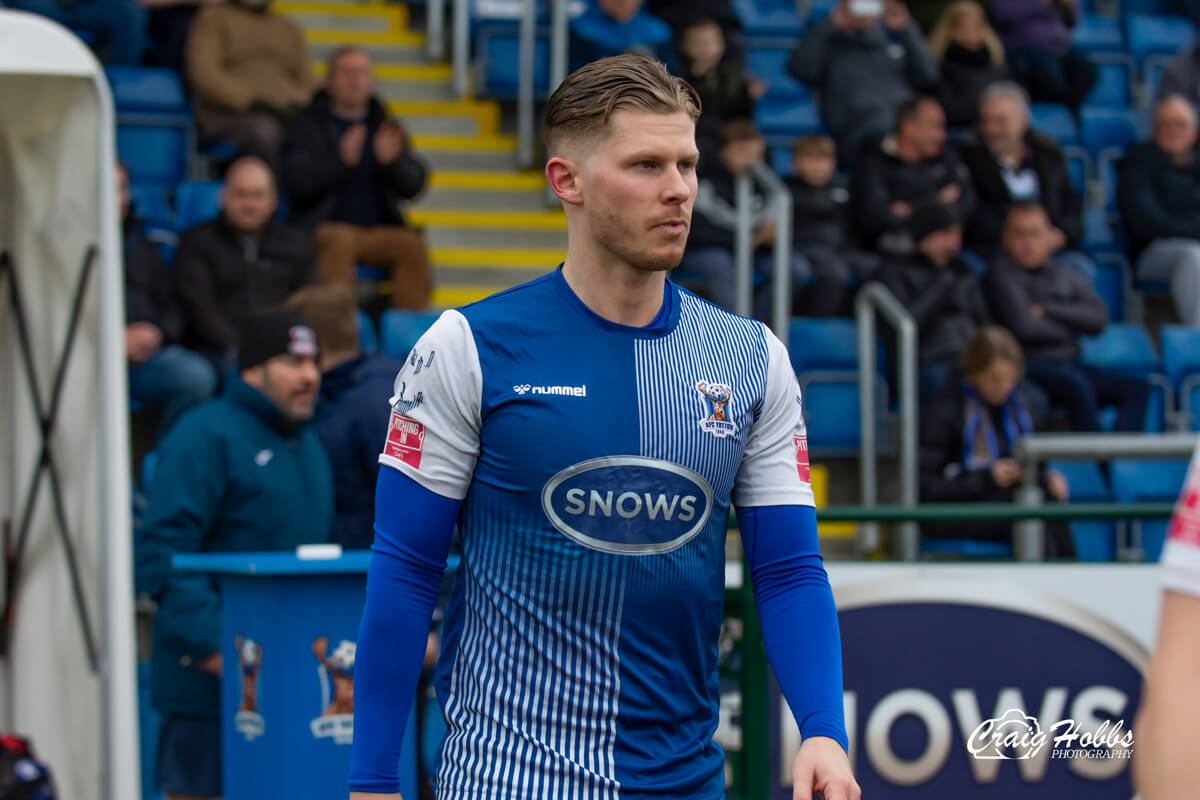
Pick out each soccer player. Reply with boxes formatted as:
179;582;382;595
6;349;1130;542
349;54;858;800
1134;442;1200;799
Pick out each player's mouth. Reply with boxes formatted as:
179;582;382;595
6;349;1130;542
653;220;688;235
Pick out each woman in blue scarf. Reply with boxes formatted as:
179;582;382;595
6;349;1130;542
919;325;1074;557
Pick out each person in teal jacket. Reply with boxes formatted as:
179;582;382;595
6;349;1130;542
137;307;333;799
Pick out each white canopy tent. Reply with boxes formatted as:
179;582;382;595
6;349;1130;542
0;10;138;800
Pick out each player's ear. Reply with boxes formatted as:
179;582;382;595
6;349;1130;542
546;156;583;206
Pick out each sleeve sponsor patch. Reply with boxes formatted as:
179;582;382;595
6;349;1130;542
1169;484;1200;548
794;434;810;483
384;409;426;470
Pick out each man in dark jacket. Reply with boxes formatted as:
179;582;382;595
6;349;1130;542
119;162;217;434
137;308;332;799
958;81;1083;257
285;285;404;549
788;0;938;165
852;96;975;255
1118;95;1200;327
875;202;990;401
173;156;316;372
282;46;431;310
986;202;1148;432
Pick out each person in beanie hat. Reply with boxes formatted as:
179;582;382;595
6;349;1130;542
137;307;333;799
874;201;991;401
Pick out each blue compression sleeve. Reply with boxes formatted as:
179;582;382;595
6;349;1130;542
349;466;460;793
736;504;848;750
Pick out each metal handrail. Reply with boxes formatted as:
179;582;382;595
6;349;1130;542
855;282;919;560
733;161;793;339
1012;432;1197;561
452;0;470;96
549;0;568;94
428;0;445;59
516;0;536;167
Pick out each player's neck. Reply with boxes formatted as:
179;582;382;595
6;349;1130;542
561;254;666;327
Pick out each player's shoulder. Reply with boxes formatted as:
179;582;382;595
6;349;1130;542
455;271;559;328
673;282;777;353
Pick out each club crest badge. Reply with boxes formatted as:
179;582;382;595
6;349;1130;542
310;637;355;744
234;635;264;741
696;381;736;438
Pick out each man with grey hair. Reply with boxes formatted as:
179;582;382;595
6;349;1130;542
1119;95;1200;327
957;81;1083;257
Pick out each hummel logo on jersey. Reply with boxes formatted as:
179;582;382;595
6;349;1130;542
514;383;588;397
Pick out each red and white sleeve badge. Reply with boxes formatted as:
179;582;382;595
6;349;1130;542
384;409;426;469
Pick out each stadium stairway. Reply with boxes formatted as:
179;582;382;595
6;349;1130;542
277;1;567;308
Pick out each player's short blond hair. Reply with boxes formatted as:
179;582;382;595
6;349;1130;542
543;54;701;157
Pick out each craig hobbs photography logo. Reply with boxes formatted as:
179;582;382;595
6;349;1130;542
967;707;1134;762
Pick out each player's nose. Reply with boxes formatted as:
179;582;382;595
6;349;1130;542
661;166;692;204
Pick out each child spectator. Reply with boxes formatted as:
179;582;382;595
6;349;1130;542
785;135;880;315
675;17;760;165
919;325;1074;558
928;1;1010;128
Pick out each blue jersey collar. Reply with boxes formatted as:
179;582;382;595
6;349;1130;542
551;264;680;337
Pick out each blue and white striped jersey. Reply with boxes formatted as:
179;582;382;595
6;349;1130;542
379;267;813;799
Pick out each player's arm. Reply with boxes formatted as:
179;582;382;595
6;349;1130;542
732;328;858;800
349;311;482;798
1135;443;1200;800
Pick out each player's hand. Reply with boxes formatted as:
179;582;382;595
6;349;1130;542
792;736;860;800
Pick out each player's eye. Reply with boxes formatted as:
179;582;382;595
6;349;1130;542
635;160;658;170
679;160;697;173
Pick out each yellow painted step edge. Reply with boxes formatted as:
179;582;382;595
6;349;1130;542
306;29;425;47
278;1;407;29
432;286;504;307
429;171;546;191
409;209;567;229
432;248;563;267
410;134;516;152
387;101;500;136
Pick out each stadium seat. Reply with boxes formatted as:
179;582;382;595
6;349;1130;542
173;180;223;231
1092;253;1129;322
1121;0;1179;13
477;30;550;97
1126;14;1195;67
1079;106;1147;157
1073;14;1125;53
1082;208;1119;253
1030;103;1079;144
755;98;822;137
1065;149;1091;194
105;66;189;115
1079;322;1160;375
1047;460;1117;561
1109;458;1189;561
358;311;380;354
1161;324;1200;428
1083;58;1135;107
746;48;807;97
117;125;188;186
770;144;795;177
129;183;173;230
381;310;441;360
732;0;805;37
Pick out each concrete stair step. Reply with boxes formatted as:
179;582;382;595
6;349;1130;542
432;265;550;287
411;133;518;171
411;209;567;250
422;170;548;209
386;99;499;137
431;285;511;308
423;226;568;250
279;1;407;33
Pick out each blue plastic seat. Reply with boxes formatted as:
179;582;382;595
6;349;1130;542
1030;103;1079;144
1161;324;1200;428
1073;14;1125;53
1079;106;1147;157
381;310;442;360
117;125;188;186
1047;460;1117;561
358;311;380;354
755;98;822;137
1092;253;1129;322
478;30;550;97
746;48;807;97
1126;14;1196;67
1083;58;1134;107
1109;458;1190;560
1065;149;1091;194
129;183;173;230
106;66;189;115
1079;323;1160;375
732;0;804;37
1082;208;1118;253
173;180;223;231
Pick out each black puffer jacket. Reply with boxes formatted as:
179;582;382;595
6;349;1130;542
984;255;1108;361
1118;141;1200;261
874;253;989;365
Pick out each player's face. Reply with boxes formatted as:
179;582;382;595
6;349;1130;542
580;110;698;272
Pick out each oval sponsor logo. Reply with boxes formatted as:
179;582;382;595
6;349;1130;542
541;456;714;555
776;579;1146;800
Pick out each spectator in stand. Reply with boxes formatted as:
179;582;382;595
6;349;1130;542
119;162;217;434
282;46;431;311
784;135;880;316
174;157;316;372
875;203;990;401
905;0;957;32
649;0;740;37
986;0;1096;110
7;0;146;64
919;325;1074;557
1155;30;1200;108
681;120;840;317
1119;96;1200;328
927;1;1010;128
185;0;313;164
138;308;331;800
675;17;761;165
852;95;975;256
958;81;1082;258
788;0;938;166
986;202;1149;432
283;285;404;550
569;0;672;71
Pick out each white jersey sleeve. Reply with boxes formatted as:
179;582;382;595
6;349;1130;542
1162;438;1200;596
378;309;482;500
731;327;816;508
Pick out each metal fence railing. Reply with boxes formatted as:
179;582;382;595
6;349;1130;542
733;162;793;339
